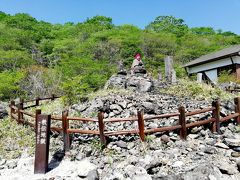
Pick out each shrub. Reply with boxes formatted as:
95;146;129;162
62;73;109;104
21;65;63;99
218;70;240;84
0;70;25;100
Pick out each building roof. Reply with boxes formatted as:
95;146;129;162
183;45;240;67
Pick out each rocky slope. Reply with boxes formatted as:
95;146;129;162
1;122;240;180
1;77;240;179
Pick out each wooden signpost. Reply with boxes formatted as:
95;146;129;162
34;114;51;174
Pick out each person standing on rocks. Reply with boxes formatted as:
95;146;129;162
131;53;146;75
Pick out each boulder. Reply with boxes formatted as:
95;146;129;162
104;74;127;89
105;74;154;93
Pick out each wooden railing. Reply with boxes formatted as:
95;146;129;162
9;95;240;151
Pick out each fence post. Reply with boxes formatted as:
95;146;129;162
212;100;220;133
234;97;240;124
51;94;55;101
10;100;15;120
137;110;145;141
34;114;51;174
62;110;70;152
98;111;107;147
178;106;187;140
35;109;42;133
36;97;40;106
17;98;24;123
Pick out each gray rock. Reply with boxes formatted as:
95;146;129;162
7;160;17;169
138;80;153;92
224;138;240;147
115;140;127;149
132;174;152;180
104;74;127;89
127;142;135;150
231;152;240;157
237;161;240;172
161;135;170;143
0;159;6;166
110;104;123;113
91;99;104;110
125;165;150;179
142;102;155;114
232;146;240;152
188;134;200;139
86;169;99;180
172;161;184;168
72;104;88;112
77;159;97;178
215;142;229;149
76;152;85;161
204;147;217;154
0;103;8;119
118;101;127;109
218;162;238;175
109;112;115;117
69;149;78;159
149;123;158;129
84;146;92;157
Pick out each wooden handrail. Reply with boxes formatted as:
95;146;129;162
23;104;38;109
220;113;239;122
144;112;180;121
105;129;138;136
186;107;215;116
104;117;138;122
50;127;62;133
22;111;35;118
51;116;62;121
145;125;182;133
186;118;216;128
67;129;100;135
67;117;98;122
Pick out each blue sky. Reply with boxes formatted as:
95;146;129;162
0;0;240;34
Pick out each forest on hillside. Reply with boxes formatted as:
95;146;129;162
0;11;240;102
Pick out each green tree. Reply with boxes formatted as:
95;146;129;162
190;27;216;35
146;15;188;36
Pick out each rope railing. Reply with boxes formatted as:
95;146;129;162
9;95;240;151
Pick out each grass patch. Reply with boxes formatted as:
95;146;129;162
161;79;233;101
0;118;35;159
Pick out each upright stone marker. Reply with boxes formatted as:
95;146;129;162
171;69;177;84
158;69;162;81
164;56;174;82
34;114;51;174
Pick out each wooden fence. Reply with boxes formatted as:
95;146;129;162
9;95;240;151
226;86;240;93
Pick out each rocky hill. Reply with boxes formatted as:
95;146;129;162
0;76;240;180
